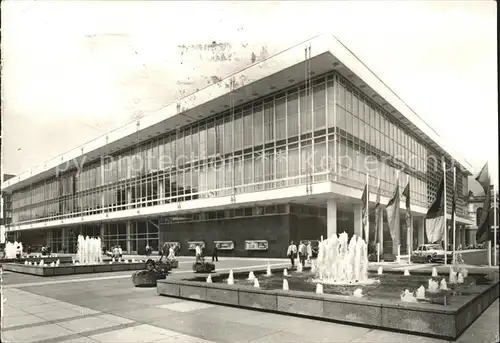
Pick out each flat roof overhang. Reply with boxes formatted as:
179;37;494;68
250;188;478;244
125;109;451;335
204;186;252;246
2;34;473;193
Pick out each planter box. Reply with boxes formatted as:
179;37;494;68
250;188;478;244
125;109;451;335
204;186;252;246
3;262;146;277
157;272;500;340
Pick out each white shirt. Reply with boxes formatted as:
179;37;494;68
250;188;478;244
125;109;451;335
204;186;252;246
195;246;201;256
287;245;297;256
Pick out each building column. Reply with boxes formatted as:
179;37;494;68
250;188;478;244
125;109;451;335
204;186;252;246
392;210;401;255
378;208;384;254
327;199;337;238
353;204;363;238
159;180;165;205
61;228;67;253
417;216;425;246
46;230;53;248
127;189;132;209
126;220;132;253
100;223;105;246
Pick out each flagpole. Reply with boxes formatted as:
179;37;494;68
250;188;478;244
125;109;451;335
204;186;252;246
406;174;411;264
366;173;370;243
442;159;448;266
396;169;400;263
377;178;381;263
494;182;497;266
453;166;456;265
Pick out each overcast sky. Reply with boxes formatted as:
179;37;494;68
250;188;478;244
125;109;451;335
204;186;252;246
1;1;497;188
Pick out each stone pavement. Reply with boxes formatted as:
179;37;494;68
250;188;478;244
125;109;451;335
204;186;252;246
1;259;499;343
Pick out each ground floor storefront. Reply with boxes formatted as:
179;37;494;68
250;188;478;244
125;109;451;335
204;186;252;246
8;200;471;258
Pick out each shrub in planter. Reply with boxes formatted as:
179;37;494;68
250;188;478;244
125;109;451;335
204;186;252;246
368;253;378;262
382;252;396;262
192;261;215;273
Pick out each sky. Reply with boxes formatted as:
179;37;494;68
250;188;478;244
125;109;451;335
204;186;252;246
1;1;498;191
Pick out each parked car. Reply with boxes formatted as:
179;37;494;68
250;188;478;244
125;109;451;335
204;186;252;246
410;244;453;263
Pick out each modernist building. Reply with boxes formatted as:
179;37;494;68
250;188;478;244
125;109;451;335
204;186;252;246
1;35;474;257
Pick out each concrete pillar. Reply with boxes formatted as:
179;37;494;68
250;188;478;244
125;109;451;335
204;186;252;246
353;204;363;238
46;230;52;248
126;220;132;253
159;180;165;204
417;216;425;246
61;228;67;253
127;188;132;209
378;209;384;254
327;199;337;238
100;223;105;246
392;209;401;255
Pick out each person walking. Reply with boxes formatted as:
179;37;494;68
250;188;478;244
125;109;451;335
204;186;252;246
287;241;297;268
306;241;313;264
212;243;219;262
298;241;307;266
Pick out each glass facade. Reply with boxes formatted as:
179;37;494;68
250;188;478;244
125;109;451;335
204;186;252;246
10;71;468;226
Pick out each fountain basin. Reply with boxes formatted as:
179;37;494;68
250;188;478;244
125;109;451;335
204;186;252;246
157;267;499;340
2;262;145;276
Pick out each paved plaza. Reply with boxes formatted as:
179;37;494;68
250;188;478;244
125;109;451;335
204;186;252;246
1;257;499;343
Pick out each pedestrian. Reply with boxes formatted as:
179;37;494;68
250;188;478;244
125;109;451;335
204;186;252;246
286;241;297;268
145;243;152;256
212;243;219;262
306;241;313;264
298;241;307;266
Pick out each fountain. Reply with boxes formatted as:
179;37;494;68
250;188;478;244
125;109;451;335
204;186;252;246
404;268;411;276
401;289;418;302
206;275;212;283
283;269;289;277
449;268;457;284
377;266;383;275
457;273;464;284
313;233;373;285
428;279;440;293
76;235;103;265
283;279;289;291
50;262;55;267
247;271;256;281
253;278;260;288
39;259;44;266
461;269;468;278
297;263;303;272
416;285;426;300
432;267;438;277
24;261;29;265
440;279;448;291
316;283;324;294
55;259;60;267
353;288;363;298
227;270;234;285
266;263;272;276
4;242;23;259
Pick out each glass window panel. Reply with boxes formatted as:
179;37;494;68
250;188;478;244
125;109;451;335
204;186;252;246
243;110;253;147
287;93;299;137
275;97;286;140
253;105;263;145
300;90;312;134
336;105;345;132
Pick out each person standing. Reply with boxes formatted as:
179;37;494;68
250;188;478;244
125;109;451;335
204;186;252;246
298;241;306;266
306;241;313;263
212;243;219;262
286;241;297;267
195;244;202;263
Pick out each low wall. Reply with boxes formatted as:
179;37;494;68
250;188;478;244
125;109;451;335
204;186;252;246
157;272;499;340
3;262;145;276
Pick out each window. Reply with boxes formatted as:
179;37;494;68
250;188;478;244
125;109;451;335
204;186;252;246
275;97;286;140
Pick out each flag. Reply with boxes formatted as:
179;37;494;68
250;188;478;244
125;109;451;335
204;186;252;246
425;178;445;243
374;181;381;245
385;180;400;246
361;183;368;241
476;163;490;194
402;180;412;250
475;163;492;242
